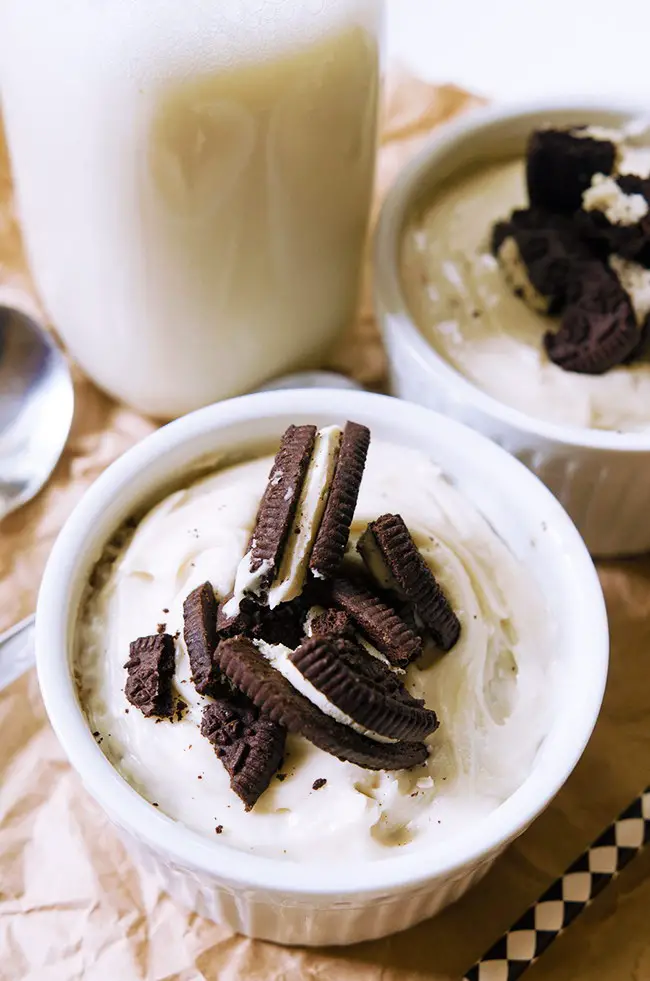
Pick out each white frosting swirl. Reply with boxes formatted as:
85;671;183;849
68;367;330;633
77;440;553;863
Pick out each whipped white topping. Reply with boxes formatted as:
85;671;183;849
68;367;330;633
78;440;553;863
582;173;649;226
401;157;650;432
609;255;650;324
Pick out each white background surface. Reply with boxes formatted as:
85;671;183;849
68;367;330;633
387;0;650;102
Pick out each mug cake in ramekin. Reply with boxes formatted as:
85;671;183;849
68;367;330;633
375;99;650;556
36;390;607;945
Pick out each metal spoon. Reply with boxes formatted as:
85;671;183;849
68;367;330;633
0;362;359;690
0;305;74;519
0;306;73;690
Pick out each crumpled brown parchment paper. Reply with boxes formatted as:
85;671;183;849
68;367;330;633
1;71;649;981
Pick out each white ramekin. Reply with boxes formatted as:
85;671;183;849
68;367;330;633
375;97;650;558
36;390;608;946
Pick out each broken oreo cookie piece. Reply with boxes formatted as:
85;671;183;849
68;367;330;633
201;694;286;810
309;421;371;580
183;582;229;698
330;577;422;667
125;633;176;718
215;636;429;770
217;594;308;649
308;607;357;640
577;173;650;263
358;514;461;652
289;635;439;742
225;424;317;615
226;420;369;617
492;210;591;315
527;127;619;213
545;264;641;374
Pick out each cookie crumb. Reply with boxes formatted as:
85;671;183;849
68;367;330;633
156;622;166;634
152;802;159;808
162;608;169;614
312;778;327;791
215;825;224;835
276;773;287;782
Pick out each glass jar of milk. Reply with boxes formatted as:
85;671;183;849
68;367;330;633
0;0;383;418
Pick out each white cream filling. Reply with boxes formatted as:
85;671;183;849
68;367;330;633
255;639;400;744
618;145;650;178
496;237;549;312
357;527;403;594
582;173;649;226
222;550;272;618
570;124;622;144
267;425;342;608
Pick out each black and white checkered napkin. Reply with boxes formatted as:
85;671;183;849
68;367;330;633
464;788;650;981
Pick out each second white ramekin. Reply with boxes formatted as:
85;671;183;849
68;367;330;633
375;98;650;557
35;390;607;946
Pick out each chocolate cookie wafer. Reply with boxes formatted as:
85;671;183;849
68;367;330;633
330;577;422;667
215;637;429;770
358;514;461;652
526;127;619;213
577;173;650;263
491;210;592;315
545;263;641;373
124;633;176;718
308;607;357;640
309;421;371;579
201;694;286;810
183;582;228;698
225;425;316;614
289;636;439;741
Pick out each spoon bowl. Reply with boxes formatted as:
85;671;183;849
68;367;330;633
0;305;74;519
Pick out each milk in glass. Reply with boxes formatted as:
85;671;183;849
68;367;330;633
0;0;382;417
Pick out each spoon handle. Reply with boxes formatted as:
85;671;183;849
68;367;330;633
0;614;35;691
